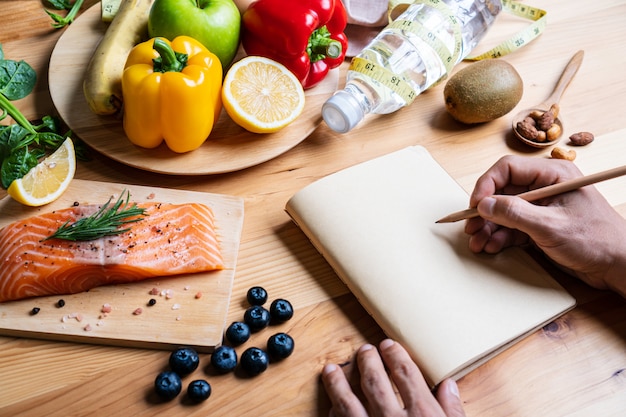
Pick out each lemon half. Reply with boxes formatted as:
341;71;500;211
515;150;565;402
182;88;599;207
222;56;305;134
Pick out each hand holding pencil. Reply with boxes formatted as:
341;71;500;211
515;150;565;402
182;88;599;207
455;155;626;298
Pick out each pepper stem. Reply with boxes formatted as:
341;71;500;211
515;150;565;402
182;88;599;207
152;38;188;73
308;26;343;63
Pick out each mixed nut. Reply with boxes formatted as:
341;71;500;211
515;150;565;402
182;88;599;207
550;131;595;161
550;147;577;161
516;103;562;143
514;101;596;162
569;131;595;146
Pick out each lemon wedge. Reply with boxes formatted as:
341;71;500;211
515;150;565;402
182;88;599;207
7;137;76;206
222;56;305;133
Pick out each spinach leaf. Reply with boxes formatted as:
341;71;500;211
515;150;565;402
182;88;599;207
0;59;36;101
47;0;73;9
0;44;88;189
46;0;84;28
0;124;31;161
36;115;60;132
1;146;38;188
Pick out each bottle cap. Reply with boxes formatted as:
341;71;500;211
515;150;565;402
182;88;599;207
322;91;364;133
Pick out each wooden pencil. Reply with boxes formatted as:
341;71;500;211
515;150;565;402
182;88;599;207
436;164;626;223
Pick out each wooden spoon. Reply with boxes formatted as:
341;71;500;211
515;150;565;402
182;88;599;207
512;50;585;148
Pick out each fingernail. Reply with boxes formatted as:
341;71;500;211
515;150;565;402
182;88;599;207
358;343;375;353
478;196;496;218
447;380;460;398
323;363;337;375
379;339;395;350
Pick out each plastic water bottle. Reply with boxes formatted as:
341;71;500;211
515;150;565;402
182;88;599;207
322;0;502;133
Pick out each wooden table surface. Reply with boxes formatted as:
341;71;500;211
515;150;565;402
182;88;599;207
2;0;626;415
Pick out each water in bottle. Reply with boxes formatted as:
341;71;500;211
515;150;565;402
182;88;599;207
322;0;502;133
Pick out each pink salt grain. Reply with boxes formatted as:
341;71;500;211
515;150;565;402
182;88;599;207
133;308;143;315
69;312;83;322
101;303;112;314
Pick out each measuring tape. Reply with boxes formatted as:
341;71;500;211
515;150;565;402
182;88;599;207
348;0;548;105
350;57;419;103
388;0;462;76
466;0;548;60
101;0;122;22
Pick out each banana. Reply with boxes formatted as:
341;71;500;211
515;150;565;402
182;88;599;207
83;0;154;116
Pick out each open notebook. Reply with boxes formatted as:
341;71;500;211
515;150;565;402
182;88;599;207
285;146;575;387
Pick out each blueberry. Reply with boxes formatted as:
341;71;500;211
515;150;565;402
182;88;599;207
154;371;182;401
187;379;211;403
225;321;251;346
210;345;238;373
267;332;295;360
244;305;270;332
246;286;268;305
169;347;199;376
240;347;269;376
269;298;294;323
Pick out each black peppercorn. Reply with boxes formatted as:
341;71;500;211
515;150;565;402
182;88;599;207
57;299;65;308
148;298;157;306
30;307;40;315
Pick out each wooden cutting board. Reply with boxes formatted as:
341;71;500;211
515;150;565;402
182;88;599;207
0;180;244;352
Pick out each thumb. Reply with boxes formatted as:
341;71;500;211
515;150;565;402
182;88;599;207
477;195;549;235
436;379;466;417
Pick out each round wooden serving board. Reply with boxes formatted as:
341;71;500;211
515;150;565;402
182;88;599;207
48;2;339;175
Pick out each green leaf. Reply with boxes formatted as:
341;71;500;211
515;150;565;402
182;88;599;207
1;147;38;188
45;0;84;29
0;124;31;161
47;0;73;10
36;131;66;150
0;59;37;101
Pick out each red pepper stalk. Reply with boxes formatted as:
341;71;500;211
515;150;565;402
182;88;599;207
241;0;348;89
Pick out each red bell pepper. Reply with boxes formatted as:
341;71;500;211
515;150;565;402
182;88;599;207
241;0;348;89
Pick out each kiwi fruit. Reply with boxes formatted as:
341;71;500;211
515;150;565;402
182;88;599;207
443;59;523;124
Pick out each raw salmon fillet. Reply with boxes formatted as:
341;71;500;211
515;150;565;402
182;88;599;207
0;202;223;302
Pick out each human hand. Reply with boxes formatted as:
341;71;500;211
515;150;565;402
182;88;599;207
465;155;626;296
321;339;466;417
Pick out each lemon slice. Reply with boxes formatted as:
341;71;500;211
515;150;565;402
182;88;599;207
7;137;76;206
222;56;305;133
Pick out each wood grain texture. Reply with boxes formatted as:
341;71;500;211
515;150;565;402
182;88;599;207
1;0;626;416
48;2;339;175
0;180;244;352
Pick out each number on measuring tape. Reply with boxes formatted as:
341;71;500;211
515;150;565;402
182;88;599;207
349;57;418;104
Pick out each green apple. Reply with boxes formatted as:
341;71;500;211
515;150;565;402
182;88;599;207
148;0;241;69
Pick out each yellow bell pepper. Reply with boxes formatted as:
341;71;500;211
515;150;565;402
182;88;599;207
122;36;222;153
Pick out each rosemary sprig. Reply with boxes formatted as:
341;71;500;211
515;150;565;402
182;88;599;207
44;190;147;241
